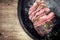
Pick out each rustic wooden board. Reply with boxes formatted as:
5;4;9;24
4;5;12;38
0;0;33;40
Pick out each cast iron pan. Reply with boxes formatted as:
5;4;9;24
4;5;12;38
18;0;60;40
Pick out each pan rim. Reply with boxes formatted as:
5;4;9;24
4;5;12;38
17;0;39;40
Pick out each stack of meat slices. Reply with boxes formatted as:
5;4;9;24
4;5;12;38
28;1;55;36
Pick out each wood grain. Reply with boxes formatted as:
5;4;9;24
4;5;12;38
0;0;33;40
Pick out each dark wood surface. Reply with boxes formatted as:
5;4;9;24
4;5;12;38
0;0;33;40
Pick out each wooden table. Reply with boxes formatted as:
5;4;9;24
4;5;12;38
0;0;33;40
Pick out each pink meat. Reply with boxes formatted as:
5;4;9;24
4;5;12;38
28;2;55;36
